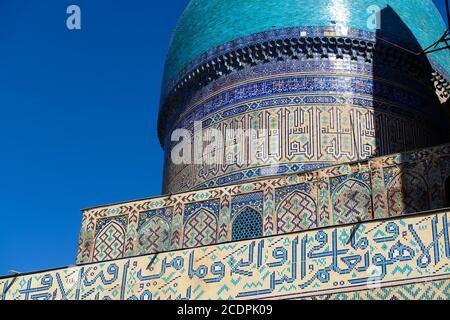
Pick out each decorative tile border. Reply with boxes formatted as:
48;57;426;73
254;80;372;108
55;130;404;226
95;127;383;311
3;210;450;300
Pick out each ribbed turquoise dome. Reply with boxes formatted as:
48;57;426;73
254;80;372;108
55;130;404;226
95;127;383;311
162;0;450;94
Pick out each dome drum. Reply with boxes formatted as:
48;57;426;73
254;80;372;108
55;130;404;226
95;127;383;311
158;1;450;194
158;31;443;145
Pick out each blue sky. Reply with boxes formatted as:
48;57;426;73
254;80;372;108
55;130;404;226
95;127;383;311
0;0;447;276
436;0;449;24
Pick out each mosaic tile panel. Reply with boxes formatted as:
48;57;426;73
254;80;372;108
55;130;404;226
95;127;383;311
4;210;450;300
297;278;450;300
92;215;128;262
137;208;173;255
162;64;446;193
387;171;430;217
183;200;220;249
231;207;263;242
331;176;372;224
276;186;317;233
77;144;450;264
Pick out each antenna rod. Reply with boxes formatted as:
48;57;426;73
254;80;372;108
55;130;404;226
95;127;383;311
420;1;450;56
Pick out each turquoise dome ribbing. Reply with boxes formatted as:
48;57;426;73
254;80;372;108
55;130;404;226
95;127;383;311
162;0;450;94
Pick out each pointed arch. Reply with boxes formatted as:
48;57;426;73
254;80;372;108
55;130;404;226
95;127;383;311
93;221;126;262
332;179;372;224
232;207;263;241
183;209;218;249
137;216;171;255
277;191;317;234
387;171;429;216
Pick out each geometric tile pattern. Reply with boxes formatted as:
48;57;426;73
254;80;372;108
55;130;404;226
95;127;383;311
332;179;372;224
161;39;446;194
163;95;439;193
95;215;128;235
4;210;450;300
230;192;263;220
78;144;450;264
387;172;429;217
231;207;262;241
299;279;450;300
184;199;220;221
137;208;172;255
183;208;218;249
92;221;126;262
276;190;317;233
137;216;171;255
